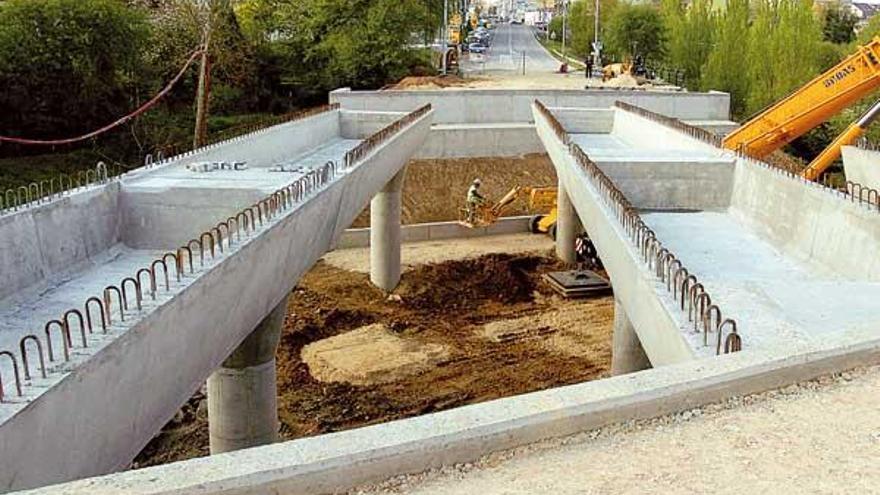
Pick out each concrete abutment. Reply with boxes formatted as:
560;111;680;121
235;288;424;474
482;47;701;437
370;167;407;291
207;296;289;454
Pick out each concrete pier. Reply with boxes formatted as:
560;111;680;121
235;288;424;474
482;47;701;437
555;181;578;264
370;167;407;291
207;296;289;454
611;298;651;375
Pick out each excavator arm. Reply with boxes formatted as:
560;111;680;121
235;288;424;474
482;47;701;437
723;37;880;160
802;100;880;180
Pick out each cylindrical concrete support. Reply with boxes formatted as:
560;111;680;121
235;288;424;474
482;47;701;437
207;296;288;454
555;181;578;264
370;167;407;291
611;298;652;375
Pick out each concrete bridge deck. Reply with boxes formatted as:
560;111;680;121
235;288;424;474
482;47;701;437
0;104;433;491
8;90;880;495
538;101;880;364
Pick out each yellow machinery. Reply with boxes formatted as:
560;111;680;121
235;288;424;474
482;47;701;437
722;37;880;180
463;186;559;237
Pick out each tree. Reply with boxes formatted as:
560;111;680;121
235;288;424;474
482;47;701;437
822;1;858;44
605;3;666;62
568;0;619;59
0;0;151;140
702;0;751;117
274;0;435;94
663;0;714;90
746;0;822;116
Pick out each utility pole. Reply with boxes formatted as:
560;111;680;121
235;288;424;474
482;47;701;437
193;1;212;149
592;0;601;77
442;0;449;75
561;0;567;62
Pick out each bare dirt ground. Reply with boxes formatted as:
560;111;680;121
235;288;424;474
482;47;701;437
352;154;557;228
133;242;614;468
351;366;880;495
325;233;553;273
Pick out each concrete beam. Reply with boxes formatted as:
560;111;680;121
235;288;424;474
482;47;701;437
611;298;652;375
0;109;433;493
330;88;731;124
533;105;695;366
370;167;406;291
207;296;288;454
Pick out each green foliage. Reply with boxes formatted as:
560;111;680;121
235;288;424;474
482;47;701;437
0;0;150;139
856;10;880;44
568;0;618;59
273;0;436;94
662;0;714;90
746;0;822;116
605;3;666;61
702;0;751;116
821;1;858;44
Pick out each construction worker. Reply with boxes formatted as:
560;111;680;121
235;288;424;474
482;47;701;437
466;178;486;224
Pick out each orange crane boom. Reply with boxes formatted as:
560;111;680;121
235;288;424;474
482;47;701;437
723;37;880;171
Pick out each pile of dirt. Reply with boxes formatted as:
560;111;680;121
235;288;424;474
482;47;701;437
390;76;477;90
133;252;614;468
352;154;557;227
397;253;544;310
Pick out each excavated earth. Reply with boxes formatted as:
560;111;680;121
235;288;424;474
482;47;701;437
351;154;557;227
133;252;614;468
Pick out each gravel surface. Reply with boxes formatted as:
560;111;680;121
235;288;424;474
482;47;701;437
350;365;880;495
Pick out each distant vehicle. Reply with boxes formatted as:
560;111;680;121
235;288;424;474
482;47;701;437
468;43;487;54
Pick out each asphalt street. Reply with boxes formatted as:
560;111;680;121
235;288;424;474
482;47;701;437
461;23;561;75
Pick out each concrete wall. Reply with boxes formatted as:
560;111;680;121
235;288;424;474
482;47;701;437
548;108;615;134
340;110;407;139
534;106;695;366
730;158;880;281
0;186;121;301
0;111;432;493
596;159;735;211
336;216;531;248
146;110;342;170
414;123;543;159
119;111;343;250
842;145;880;189
611;109;726;154
331;88;731;124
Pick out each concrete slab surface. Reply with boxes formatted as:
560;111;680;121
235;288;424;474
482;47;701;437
643;210;880;352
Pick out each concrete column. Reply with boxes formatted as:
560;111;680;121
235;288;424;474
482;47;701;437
556;181;577;264
611;298;652;375
370;167;407;291
207;296;288;454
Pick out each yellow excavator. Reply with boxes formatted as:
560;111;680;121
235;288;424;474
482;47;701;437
723;36;880;180
462;185;560;237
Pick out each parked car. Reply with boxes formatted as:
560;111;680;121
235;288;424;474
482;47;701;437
468;43;487;54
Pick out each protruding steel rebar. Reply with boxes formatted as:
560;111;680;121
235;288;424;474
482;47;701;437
0;351;23;401
19;335;47;380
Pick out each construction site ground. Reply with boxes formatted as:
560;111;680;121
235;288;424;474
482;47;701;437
133;232;615;468
351;365;880;495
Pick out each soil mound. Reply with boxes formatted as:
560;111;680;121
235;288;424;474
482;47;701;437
396;253;549;310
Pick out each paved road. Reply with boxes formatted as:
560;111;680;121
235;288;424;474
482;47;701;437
461;23;561;75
